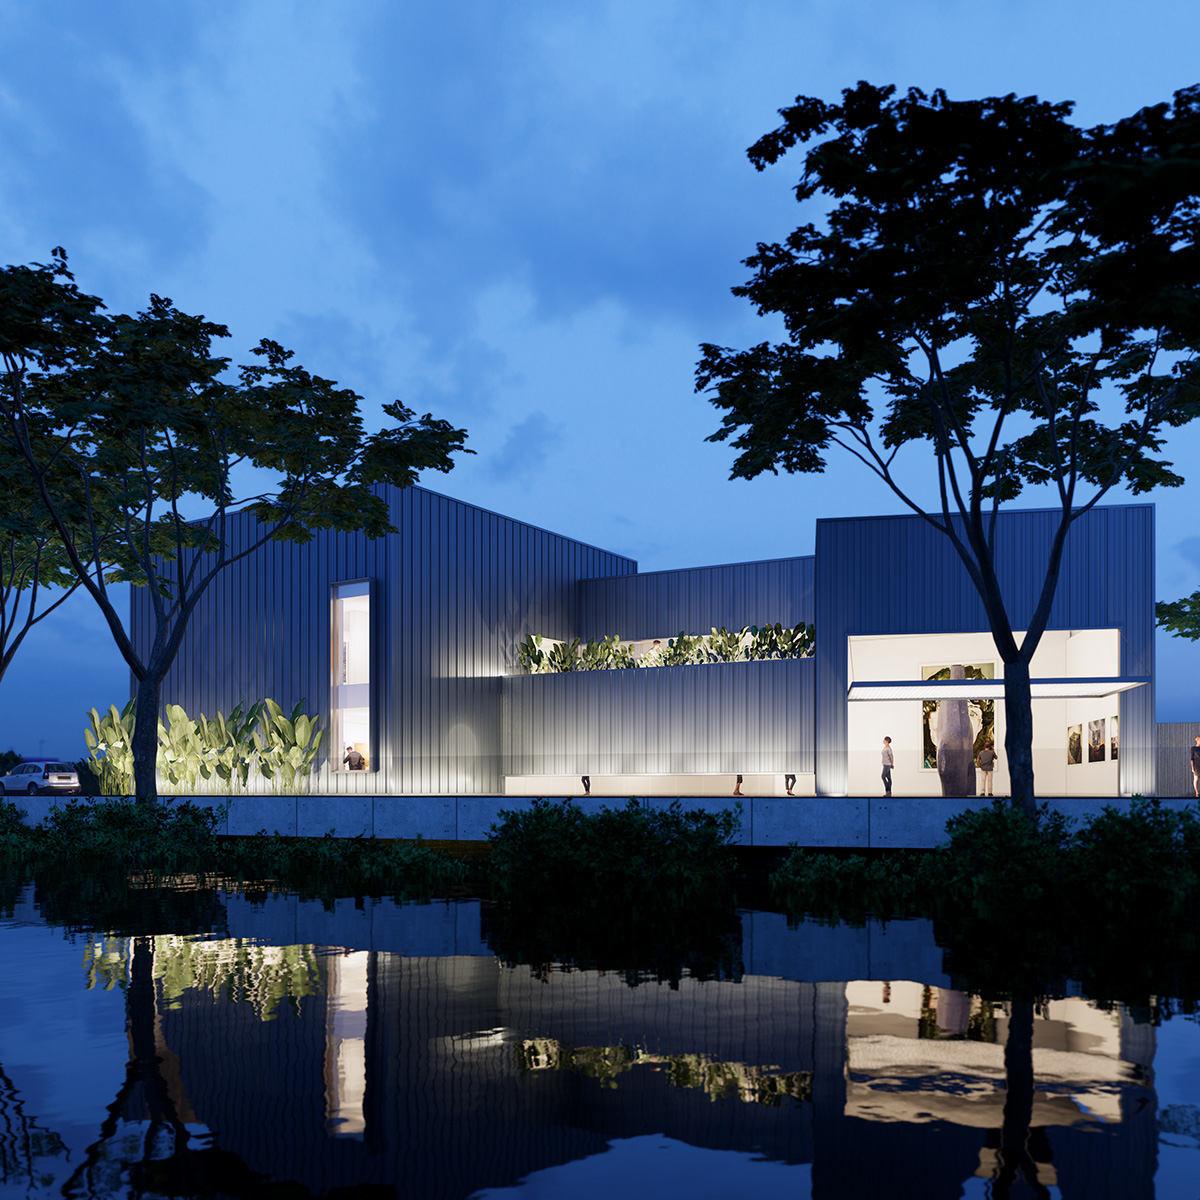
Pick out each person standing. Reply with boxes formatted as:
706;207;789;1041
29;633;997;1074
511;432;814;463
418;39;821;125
881;737;894;797
784;773;796;796
977;740;998;796
1191;736;1200;799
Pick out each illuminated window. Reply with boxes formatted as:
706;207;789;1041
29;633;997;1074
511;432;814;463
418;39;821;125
332;580;372;772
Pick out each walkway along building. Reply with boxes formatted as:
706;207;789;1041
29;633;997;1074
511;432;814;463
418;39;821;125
132;487;1155;805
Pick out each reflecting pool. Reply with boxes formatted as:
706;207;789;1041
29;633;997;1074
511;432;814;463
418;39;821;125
1;886;1197;1198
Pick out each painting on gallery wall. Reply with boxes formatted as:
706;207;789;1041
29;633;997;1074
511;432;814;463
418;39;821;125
1088;718;1106;763
920;663;995;769
1067;724;1083;765
1110;715;1120;760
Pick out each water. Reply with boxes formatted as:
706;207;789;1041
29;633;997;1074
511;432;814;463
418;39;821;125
1;885;1197;1199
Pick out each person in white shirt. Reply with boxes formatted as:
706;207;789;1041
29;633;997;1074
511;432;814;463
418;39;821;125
881;737;894;796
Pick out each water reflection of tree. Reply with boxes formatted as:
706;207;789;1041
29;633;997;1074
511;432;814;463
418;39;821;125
994;1001;1051;1200
0;1061;69;1190
61;936;362;1200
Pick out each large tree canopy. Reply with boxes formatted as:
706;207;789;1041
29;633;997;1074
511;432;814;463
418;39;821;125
0;440;101;685
698;83;1200;811
0;250;471;801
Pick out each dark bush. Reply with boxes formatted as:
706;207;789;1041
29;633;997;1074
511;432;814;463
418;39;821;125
485;799;742;984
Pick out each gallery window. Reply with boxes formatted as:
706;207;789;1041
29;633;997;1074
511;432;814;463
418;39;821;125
332;580;373;772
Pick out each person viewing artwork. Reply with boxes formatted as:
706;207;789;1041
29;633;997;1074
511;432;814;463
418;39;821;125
976;740;998;796
881;737;894;797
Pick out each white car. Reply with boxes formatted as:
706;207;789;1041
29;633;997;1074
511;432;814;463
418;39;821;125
0;761;81;796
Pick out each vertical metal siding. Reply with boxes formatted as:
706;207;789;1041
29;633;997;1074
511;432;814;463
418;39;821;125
1156;722;1200;798
133;484;635;795
813;504;1156;796
578;557;815;642
502;658;815;776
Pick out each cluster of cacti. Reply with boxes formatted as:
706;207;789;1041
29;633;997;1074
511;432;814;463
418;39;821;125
516;623;815;674
83;698;323;796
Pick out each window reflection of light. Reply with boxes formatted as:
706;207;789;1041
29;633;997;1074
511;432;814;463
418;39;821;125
326;951;369;1137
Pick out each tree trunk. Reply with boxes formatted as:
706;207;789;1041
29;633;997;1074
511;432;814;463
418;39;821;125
132;675;161;806
1003;661;1037;818
995;1000;1050;1198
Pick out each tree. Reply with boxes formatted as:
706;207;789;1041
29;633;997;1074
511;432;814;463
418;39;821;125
698;83;1200;813
1156;591;1200;640
0;447;91;685
0;250;470;802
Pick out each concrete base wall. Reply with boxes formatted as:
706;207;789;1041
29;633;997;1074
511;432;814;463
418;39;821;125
10;792;1196;849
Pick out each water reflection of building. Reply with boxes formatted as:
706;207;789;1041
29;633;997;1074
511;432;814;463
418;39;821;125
148;946;1160;1200
843;981;1157;1194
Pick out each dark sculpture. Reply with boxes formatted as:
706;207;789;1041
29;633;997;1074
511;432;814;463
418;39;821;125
937;664;977;797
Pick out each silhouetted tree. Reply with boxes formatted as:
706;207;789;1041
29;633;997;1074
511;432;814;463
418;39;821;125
699;83;1200;813
1;251;470;802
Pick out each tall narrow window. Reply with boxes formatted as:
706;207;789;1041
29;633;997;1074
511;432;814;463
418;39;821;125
332;580;372;771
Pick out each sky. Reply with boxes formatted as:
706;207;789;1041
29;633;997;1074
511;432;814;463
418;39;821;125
1;0;1199;757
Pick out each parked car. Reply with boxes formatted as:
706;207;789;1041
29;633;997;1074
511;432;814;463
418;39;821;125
0;760;81;796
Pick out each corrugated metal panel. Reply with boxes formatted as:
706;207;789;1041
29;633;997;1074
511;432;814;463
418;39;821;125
578;557;814;641
1156;722;1200;798
502;658;815;776
132;483;635;795
814;504;1156;796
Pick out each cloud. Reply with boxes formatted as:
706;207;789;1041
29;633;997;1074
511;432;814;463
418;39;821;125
0;3;213;276
322;0;797;352
486;411;564;483
1173;537;1200;574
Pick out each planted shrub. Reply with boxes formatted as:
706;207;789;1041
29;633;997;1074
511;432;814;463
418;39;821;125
36;797;228;874
223;831;468;905
770;848;927;925
84;697;324;796
485;799;742;983
1068;797;1200;921
0;798;36;858
515;623;815;673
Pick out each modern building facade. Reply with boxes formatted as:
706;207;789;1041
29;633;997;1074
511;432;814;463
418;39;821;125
133;485;1155;798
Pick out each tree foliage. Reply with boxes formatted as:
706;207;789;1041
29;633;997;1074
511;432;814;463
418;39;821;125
0;250;471;801
698;83;1200;810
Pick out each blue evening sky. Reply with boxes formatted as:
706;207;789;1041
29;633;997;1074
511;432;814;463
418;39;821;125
2;0;1199;757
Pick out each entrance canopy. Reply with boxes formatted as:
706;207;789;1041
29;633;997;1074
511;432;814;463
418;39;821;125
847;677;1150;701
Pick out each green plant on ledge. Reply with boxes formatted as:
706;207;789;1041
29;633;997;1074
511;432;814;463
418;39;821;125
517;622;815;674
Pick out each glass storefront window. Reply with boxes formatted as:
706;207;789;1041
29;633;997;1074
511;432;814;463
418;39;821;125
332;581;372;771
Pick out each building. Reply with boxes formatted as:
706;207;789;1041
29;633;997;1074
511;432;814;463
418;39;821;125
134;485;1155;801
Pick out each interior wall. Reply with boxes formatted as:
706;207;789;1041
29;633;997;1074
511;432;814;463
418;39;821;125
846;630;1121;797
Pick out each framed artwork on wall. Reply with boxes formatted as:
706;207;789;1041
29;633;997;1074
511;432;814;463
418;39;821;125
1111;715;1119;760
1088;718;1106;763
1067;724;1082;765
920;663;995;770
